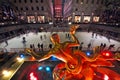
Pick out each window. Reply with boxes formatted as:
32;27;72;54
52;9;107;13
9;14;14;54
74;16;81;23
36;7;39;10
41;0;43;3
86;0;88;4
21;7;23;10
31;7;34;10
93;16;99;22
84;16;91;23
24;0;27;3
76;0;79;3
30;0;33;3
81;0;84;4
68;16;72;22
26;7;28;10
27;16;36;23
91;0;94;4
75;16;81;23
101;0;104;4
36;0;38;3
81;0;84;3
38;16;45;23
16;7;18;10
19;0;21;3
75;8;78;11
14;0;16;3
96;0;99;4
41;6;44;11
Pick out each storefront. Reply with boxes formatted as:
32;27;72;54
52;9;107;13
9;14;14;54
68;16;72;22
93;16;99;22
27;16;36;23
75;16;81;23
37;16;45;23
83;16;91;23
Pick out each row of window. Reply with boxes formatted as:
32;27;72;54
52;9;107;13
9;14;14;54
14;0;104;4
14;0;43;3
68;16;100;22
76;0;105;4
16;6;44;11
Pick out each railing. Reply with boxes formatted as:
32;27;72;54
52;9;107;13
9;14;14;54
0;46;118;53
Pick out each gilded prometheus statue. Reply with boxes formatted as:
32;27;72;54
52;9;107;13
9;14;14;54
25;25;120;80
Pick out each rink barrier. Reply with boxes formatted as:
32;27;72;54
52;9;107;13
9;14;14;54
0;47;117;53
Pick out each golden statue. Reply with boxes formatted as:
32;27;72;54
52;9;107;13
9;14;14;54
25;25;120;80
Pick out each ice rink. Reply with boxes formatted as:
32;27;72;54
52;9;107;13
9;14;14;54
0;31;120;52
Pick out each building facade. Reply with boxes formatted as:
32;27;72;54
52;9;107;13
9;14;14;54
1;0;116;24
10;0;53;23
64;0;106;23
63;0;73;22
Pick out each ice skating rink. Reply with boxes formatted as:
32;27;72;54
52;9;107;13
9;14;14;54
0;32;120;52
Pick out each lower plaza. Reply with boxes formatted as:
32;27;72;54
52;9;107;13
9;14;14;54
0;0;120;80
0;26;120;80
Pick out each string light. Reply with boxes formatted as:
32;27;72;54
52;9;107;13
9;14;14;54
104;74;109;80
29;72;38;80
